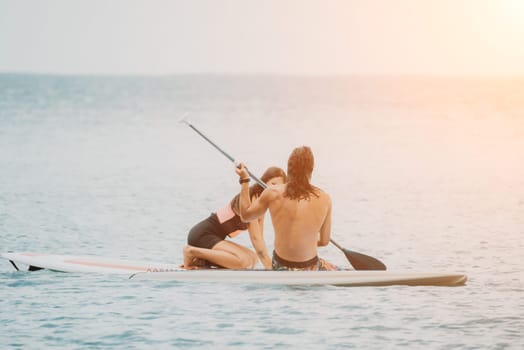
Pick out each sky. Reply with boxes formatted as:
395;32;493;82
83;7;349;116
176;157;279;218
1;0;524;77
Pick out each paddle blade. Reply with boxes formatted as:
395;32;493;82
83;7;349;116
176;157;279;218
330;239;387;270
343;249;387;270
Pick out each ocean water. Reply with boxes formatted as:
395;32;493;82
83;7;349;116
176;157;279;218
0;74;523;349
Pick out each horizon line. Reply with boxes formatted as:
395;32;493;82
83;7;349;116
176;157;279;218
1;71;524;80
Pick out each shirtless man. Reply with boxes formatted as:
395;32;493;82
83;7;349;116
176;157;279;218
236;146;334;270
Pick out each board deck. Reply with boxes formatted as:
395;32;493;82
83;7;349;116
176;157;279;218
2;252;467;286
1;252;179;274
129;270;467;286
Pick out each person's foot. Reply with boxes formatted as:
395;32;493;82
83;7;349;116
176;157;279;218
183;245;196;268
183;245;210;269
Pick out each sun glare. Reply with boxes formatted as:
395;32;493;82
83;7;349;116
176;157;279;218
500;0;524;31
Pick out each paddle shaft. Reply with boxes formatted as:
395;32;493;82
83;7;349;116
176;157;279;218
182;120;266;188
181;119;386;270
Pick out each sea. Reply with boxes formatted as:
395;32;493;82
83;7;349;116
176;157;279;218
0;73;523;349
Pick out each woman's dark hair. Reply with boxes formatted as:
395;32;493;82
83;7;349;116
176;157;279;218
230;166;286;212
284;146;319;200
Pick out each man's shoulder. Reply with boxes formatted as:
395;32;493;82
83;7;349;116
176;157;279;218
261;184;285;200
313;186;330;197
313;187;332;205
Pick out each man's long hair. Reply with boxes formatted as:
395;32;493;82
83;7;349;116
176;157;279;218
284;146;319;201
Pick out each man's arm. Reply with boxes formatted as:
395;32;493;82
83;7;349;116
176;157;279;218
239;184;272;222
235;164;271;222
318;194;332;247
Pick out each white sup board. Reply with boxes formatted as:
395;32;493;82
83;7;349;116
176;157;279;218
129;270;467;287
2;252;179;274
2;252;467;286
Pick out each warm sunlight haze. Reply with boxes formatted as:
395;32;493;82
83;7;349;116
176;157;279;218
1;1;523;349
1;0;524;76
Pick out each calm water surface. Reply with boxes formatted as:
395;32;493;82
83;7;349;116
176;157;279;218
1;74;523;349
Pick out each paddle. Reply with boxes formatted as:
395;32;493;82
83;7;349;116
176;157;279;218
329;239;386;270
180;116;387;270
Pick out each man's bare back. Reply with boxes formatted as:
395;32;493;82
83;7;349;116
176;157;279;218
236;146;332;266
263;184;331;262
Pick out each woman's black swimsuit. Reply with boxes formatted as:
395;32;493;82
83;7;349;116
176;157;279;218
187;212;248;249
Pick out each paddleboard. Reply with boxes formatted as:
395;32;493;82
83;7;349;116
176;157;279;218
1;252;179;274
2;252;467;286
129;270;467;286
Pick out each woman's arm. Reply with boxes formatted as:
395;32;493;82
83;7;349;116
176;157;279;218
247;218;272;269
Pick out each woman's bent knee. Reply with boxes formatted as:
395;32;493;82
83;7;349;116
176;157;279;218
239;251;257;269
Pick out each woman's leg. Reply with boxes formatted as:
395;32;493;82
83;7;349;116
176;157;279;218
184;240;257;269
